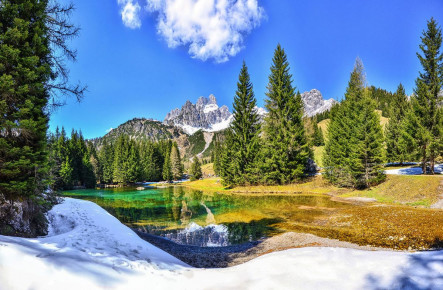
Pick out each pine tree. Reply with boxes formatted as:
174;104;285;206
87;142;101;184
170;143;183;180
261;45;311;184
60;157;74;189
162;152;173;182
219;130;236;185
324;58;385;188
407;18;443;174
357;90;386;187
99;141;114;183
81;153;96;188
221;62;261;186
385;84;410;164
113;135;129;184
0;1;52;204
126;140;141;183
0;0;83;235
190;157;202;181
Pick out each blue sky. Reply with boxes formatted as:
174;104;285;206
50;0;443;139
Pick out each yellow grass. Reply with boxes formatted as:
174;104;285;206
375;110;390;130
182;175;345;195
317;119;330;142
341;175;443;206
181;174;443;208
313;146;324;168
181;177;227;192
201;162;215;177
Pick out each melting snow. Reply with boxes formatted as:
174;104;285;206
385;164;443;175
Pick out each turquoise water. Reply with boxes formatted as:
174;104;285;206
63;186;350;246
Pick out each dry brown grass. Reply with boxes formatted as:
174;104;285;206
282;205;443;250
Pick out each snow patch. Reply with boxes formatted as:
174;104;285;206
179;124;203;135
207;115;233;132
203;104;219;114
385;164;443;175
176;115;233;135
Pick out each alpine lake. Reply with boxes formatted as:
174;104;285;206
63;185;443;250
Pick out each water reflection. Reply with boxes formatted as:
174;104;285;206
63;186;350;247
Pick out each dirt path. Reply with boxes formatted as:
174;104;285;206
135;230;387;268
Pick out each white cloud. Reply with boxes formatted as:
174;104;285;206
146;0;265;63
106;128;114;133
118;0;142;29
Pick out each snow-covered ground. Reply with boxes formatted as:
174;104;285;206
1;198;442;290
385;163;443;175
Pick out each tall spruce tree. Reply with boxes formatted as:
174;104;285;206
324;58;385;188
407;18;443;174
385;84;410;164
99;141;114;183
170;142;183;180
190;157;202;181
126;140;140;183
0;0;84;235
261;44;311;184
162;151;173;182
113;135;129;184
0;1;52;205
221;62;261;186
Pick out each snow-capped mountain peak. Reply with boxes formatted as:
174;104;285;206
301;89;337;117
164;95;232;135
164;90;336;134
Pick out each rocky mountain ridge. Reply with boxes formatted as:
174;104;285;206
164;95;232;135
164;90;335;135
90;90;336;159
301;89;337;117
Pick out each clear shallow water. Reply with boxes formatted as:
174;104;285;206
63;186;351;247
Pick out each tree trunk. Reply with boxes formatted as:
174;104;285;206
422;145;427;174
430;152;435;175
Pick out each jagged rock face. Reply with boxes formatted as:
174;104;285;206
0;193;49;237
164;95;232;134
301;89;337;117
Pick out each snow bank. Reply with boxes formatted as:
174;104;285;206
1;198;442;289
385;164;443;175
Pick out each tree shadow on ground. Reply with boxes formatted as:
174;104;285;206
0;236;137;287
364;247;443;289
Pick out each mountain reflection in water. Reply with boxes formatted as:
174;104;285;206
63;186;350;247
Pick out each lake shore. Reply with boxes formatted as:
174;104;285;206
175;175;443;207
135;229;388;268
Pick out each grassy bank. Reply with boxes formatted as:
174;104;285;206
340;174;442;206
180;174;442;207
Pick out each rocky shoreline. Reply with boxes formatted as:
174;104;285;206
134;230;387;268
